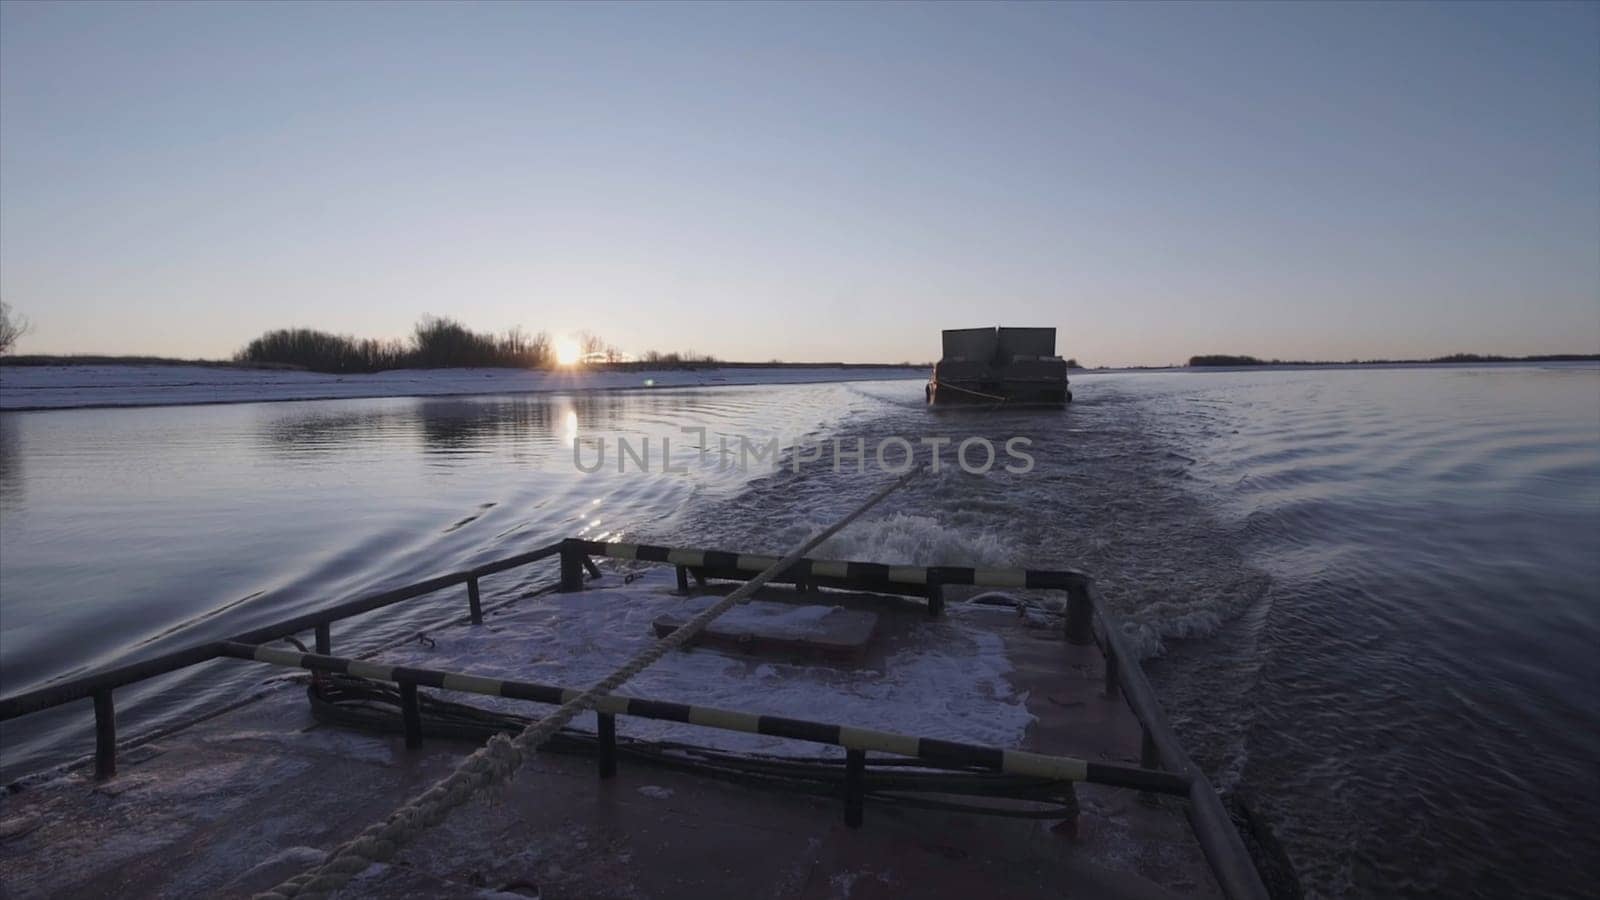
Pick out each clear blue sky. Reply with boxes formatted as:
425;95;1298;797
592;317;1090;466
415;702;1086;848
2;1;1596;366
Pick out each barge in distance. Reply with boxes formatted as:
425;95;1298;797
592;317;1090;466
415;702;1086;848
928;326;1073;406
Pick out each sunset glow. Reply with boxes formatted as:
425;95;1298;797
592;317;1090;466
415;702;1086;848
554;337;581;366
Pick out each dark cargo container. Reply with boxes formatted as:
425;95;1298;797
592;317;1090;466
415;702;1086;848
928;326;1071;406
997;327;1057;359
941;327;1001;362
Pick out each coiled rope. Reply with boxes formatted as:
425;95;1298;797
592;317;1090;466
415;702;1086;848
255;469;919;900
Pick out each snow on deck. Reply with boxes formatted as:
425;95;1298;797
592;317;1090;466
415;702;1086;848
376;568;1036;754
0;363;921;411
0;570;1222;900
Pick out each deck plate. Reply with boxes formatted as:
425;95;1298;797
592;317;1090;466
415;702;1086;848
652;600;879;661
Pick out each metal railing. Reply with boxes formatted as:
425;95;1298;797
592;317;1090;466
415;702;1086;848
0;542;572;761
221;641;1190;794
0;537;1268;900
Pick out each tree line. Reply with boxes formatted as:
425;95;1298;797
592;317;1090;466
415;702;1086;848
235;316;719;372
237;317;552;371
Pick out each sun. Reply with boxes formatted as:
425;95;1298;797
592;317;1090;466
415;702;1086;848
554;337;581;366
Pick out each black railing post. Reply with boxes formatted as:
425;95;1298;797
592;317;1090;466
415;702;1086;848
1103;640;1121;700
598;713;617;779
1141;726;1159;770
92;689;116;780
844;749;866;828
1065;582;1094;645
314;622;331;656
926;581;945;618
400;682;423;749
676;565;690;593
559;540;586;593
466;577;483;625
1139;726;1161;803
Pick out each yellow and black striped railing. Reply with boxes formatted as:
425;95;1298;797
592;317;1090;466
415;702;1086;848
563;538;1095;629
572;539;1090;590
220;641;1185;796
0;536;1268;900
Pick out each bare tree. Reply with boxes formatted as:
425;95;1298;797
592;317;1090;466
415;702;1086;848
0;301;31;354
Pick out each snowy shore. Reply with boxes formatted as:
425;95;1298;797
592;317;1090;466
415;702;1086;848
0;364;922;411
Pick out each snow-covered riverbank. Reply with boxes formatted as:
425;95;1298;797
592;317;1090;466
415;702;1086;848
0;364;922;411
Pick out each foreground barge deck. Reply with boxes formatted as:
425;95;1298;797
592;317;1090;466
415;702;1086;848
0;540;1274;899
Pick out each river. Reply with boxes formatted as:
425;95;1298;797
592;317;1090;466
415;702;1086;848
2;364;1596;897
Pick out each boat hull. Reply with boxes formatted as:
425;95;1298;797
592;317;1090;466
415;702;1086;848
928;351;1071;406
927;378;1071;406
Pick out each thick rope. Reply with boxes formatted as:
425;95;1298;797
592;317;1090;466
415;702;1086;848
931;379;1010;403
255;469;918;900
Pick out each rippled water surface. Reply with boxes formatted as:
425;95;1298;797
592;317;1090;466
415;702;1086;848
0;384;884;778
1136;365;1600;899
2;365;1597;897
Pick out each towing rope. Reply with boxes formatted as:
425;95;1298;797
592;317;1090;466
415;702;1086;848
256;469;919;900
931;379;1010;403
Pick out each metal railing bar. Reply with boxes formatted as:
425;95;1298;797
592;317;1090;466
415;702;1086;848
673;564;941;601
0;542;566;722
1091;606;1192;776
1189;771;1269;900
228;542;563;648
0;642;227;721
218;640;1192;796
1090;592;1269;900
571;539;1092;591
464;543;568;580
6;576;571;786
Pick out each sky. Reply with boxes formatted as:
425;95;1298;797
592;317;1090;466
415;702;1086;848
1;1;1596;367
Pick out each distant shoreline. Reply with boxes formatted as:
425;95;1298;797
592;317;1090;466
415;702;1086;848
0;354;927;372
0;362;924;413
6;352;1594;373
1082;359;1600;375
1185;352;1599;368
